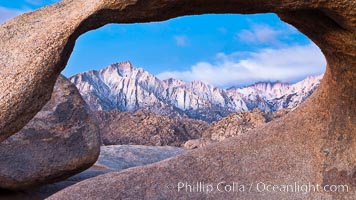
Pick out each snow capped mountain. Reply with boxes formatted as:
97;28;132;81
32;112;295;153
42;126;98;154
227;74;323;111
70;61;322;121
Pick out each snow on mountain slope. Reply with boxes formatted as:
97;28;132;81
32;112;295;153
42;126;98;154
227;74;323;111
70;61;322;121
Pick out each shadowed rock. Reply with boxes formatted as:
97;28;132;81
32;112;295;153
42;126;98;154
0;75;100;190
0;0;354;199
0;145;185;199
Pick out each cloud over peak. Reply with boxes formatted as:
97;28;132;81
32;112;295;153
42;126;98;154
236;23;298;46
157;43;326;87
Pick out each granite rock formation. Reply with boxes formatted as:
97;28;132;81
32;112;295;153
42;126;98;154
0;75;100;190
0;145;186;200
0;0;354;199
204;109;291;142
205;109;268;142
95;109;209;147
184;109;290;149
183;139;204;149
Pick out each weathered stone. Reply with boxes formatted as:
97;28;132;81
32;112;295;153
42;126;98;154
0;145;185;199
203;109;269;142
96;110;209;147
0;75;100;190
0;0;354;199
49;95;356;199
183;139;202;149
0;0;353;142
185;109;290;149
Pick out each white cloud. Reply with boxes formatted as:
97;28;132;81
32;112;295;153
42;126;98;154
236;24;297;46
173;35;189;46
0;7;26;24
157;43;326;87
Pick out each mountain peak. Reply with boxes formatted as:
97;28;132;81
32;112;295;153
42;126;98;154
113;61;133;69
103;61;149;78
70;61;322;121
104;61;132;71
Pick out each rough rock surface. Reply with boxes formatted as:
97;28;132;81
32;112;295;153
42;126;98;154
183;139;204;150
0;75;100;190
184;109;290;149
204;109;269;142
96;109;209;147
0;145;185;200
203;109;290;142
0;0;354;199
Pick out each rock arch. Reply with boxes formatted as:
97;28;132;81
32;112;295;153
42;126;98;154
0;0;354;199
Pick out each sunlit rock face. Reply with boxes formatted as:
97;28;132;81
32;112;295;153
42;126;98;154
0;0;354;199
70;61;321;121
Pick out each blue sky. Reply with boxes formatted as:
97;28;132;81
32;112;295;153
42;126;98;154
0;0;326;87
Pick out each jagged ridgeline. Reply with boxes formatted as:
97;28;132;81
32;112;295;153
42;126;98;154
70;61;322;122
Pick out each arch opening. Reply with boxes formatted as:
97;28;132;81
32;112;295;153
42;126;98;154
1;0;353;141
0;0;354;198
64;13;327;123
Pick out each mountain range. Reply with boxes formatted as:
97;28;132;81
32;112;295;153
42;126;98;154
70;61;323;122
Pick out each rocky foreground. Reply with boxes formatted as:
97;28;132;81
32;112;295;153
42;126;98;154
0;145;186;200
0;75;292;199
0;74;349;199
0;75;100;190
0;74;291;192
0;0;354;199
